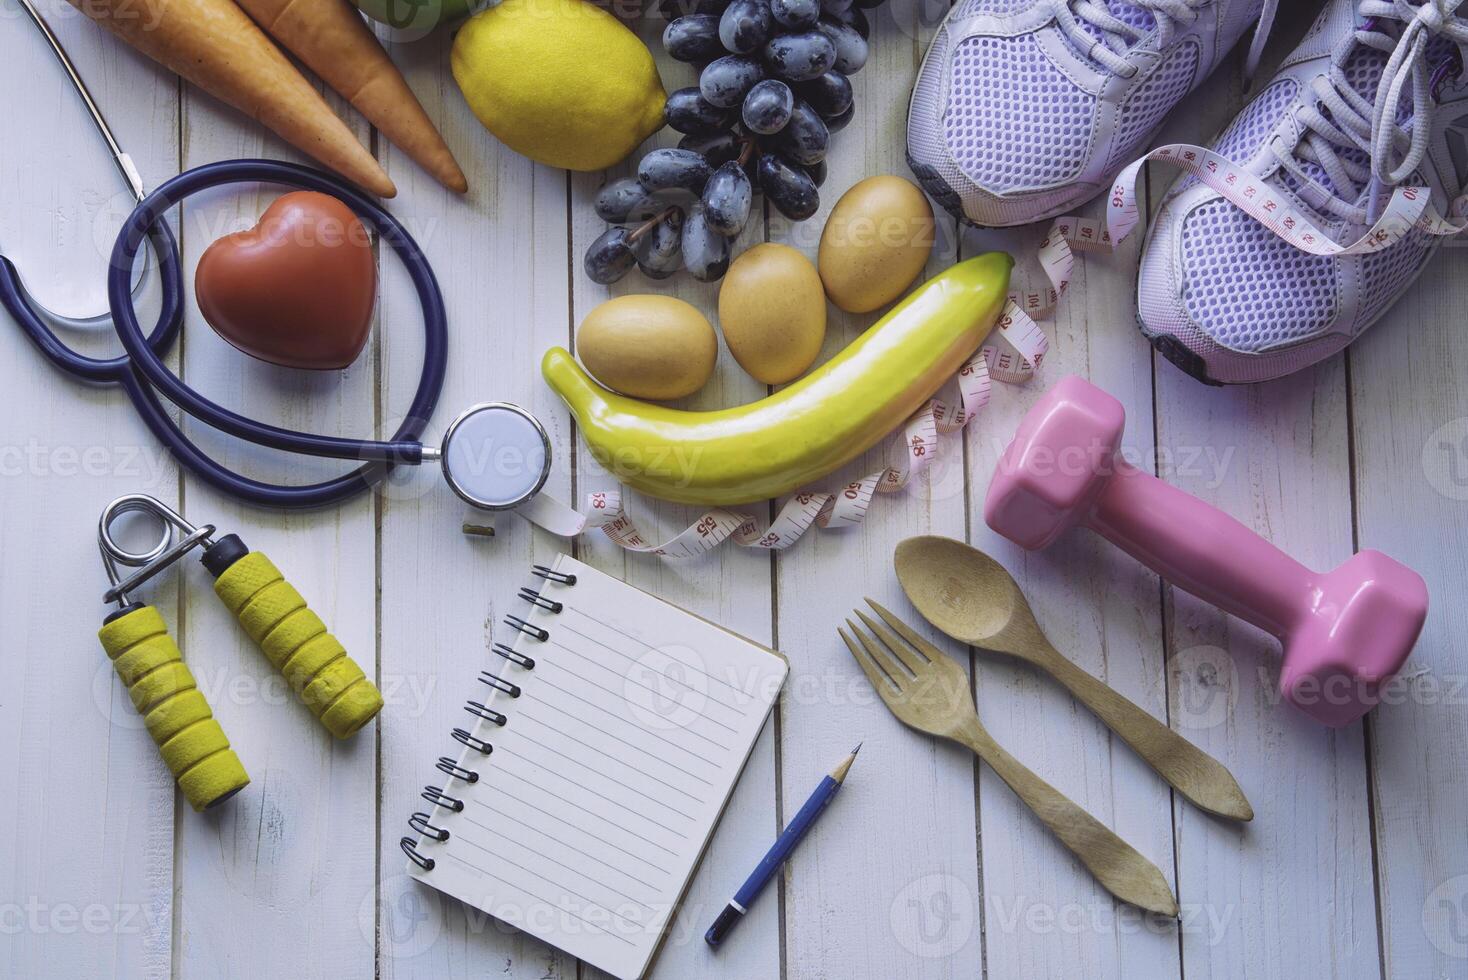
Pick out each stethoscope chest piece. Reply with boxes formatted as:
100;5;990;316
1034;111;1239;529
436;403;553;511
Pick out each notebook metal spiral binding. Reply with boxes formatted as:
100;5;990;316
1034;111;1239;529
465;701;507;725
493;642;534;670
437;757;480;783
532;564;577;585
505;614;548;641
410;812;449;841
421;785;463;811
402;834;437;869
402;565;575;874
518;586;563;613
479;671;521;698
453;727;493;753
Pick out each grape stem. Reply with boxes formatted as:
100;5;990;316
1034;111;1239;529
736;135;757;167
627;205;679;244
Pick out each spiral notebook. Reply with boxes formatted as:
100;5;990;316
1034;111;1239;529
401;554;787;980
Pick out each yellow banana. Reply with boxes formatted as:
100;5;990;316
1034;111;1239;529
543;252;1013;506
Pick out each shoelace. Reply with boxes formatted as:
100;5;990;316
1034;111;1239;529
1274;0;1468;225
1052;0;1278;79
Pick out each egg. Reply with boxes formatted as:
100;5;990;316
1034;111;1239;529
576;295;718;400
717;243;827;385
818;175;936;313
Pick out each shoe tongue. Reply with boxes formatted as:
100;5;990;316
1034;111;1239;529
1077;1;1157;47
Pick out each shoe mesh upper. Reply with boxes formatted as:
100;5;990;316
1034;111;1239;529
1110;40;1200;168
1213;78;1298;160
945;33;1096;193
1358;228;1436;326
1180;200;1338;352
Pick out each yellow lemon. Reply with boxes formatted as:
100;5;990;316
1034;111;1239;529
451;0;666;171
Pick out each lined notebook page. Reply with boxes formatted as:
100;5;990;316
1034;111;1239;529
407;554;787;980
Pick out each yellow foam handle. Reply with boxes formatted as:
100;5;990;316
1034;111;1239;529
213;552;383;738
98;606;250;812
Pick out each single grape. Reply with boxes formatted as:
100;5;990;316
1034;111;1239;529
762;30;837;81
804;158;827;187
665;87;734;135
774;99;828;165
683;206;732;281
638;147;714;192
663;15;726;63
679;130;743;167
769;0;819;29
830;3;868;38
756;153;819;220
594;178;651;223
797;70;852;119
817;17;867;73
823;100;855;132
741;78;794;134
702;160;753;236
719;0;772;54
585;227;637;284
635;208;685;276
700;55;764;108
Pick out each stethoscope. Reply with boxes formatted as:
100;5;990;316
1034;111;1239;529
4;0;565;521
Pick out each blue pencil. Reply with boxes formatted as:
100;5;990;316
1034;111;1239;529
705;744;861;948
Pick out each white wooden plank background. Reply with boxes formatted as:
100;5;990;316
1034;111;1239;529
2;1;1467;978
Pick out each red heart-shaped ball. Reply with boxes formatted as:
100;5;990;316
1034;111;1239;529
196;192;376;370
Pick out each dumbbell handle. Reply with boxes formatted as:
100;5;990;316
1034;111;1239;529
1088;460;1309;639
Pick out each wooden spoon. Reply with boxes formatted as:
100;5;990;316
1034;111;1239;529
895;535;1252;822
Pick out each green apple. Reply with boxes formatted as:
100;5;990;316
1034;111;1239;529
352;0;475;37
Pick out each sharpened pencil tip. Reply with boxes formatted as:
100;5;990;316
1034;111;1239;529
852;743;862;756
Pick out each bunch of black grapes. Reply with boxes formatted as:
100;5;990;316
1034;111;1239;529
584;0;883;284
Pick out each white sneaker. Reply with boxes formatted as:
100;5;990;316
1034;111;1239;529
908;0;1278;227
1139;0;1468;384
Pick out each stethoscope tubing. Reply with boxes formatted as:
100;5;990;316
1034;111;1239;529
0;221;182;383
2;159;449;508
108;159;447;468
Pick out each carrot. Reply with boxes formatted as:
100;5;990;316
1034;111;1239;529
235;0;468;194
68;0;396;198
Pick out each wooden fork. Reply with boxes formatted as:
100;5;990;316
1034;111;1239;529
840;601;1179;917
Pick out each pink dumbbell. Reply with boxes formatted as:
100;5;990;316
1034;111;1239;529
984;375;1428;727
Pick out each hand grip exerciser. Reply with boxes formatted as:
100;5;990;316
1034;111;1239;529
98;496;384;809
984;376;1428;727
